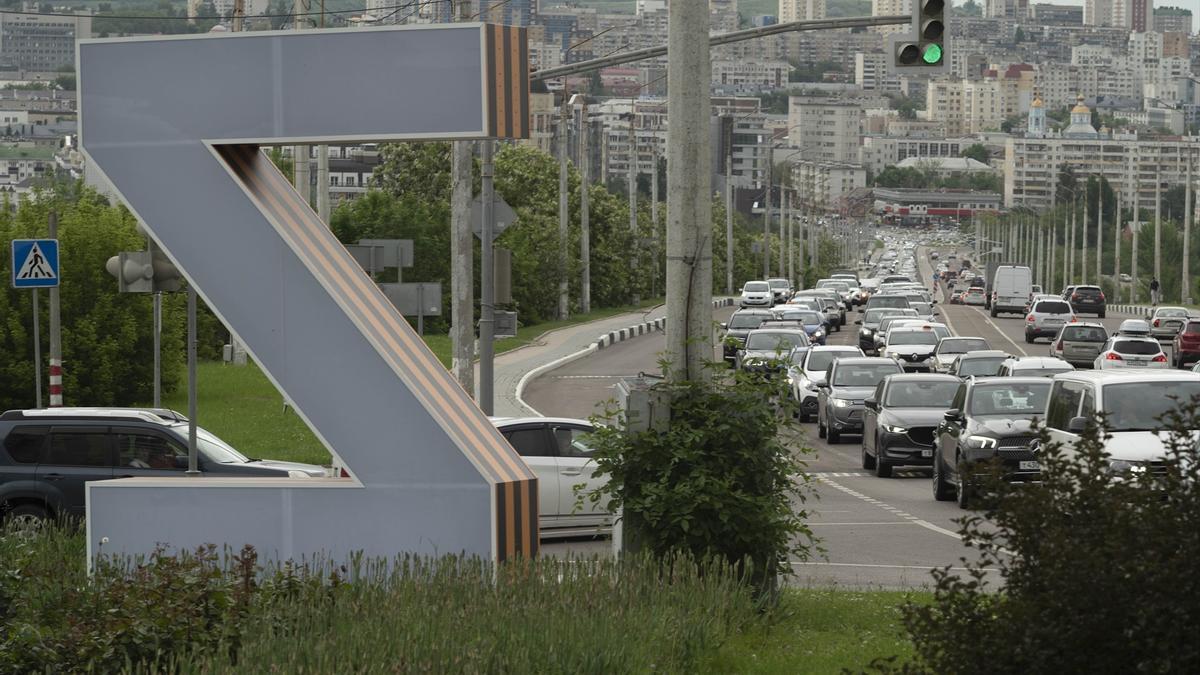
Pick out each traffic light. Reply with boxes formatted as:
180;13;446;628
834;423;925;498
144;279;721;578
889;0;948;73
106;248;183;293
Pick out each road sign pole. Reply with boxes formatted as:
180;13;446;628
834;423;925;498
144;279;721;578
186;286;199;476
32;289;41;408
48;212;62;408
417;284;424;337
153;292;162;407
479;140;496;415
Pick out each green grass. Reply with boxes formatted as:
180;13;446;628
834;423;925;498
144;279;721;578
159;300;664;466
701;588;929;674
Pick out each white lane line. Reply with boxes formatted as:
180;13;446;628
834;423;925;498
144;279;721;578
819;476;964;542
810;521;923;526
792;562;998;572
969;306;1028;357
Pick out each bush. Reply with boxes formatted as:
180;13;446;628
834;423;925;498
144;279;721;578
0;527;758;673
868;402;1200;674
586;366;819;595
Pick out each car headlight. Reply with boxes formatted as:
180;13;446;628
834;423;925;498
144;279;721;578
882;424;907;433
965;435;997;449
813;330;824;339
1107;459;1149;476
832;398;853;408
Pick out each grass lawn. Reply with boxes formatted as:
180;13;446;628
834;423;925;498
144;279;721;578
158;300;663;466
701;588;929;674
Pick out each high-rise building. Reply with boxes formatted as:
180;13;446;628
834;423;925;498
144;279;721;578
1112;0;1154;31
871;0;911;35
779;0;825;23
788;97;865;163
1153;8;1193;34
0;12;91;72
1084;0;1115;26
985;0;1029;20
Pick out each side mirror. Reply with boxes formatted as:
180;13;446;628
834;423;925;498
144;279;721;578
943;410;962;423
864;396;877;410
720;322;728;330
1067;416;1088;433
854;319;863;325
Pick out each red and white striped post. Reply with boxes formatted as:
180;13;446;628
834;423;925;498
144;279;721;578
48;210;63;407
49;361;63;407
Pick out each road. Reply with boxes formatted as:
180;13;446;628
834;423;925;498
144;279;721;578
531;246;1154;588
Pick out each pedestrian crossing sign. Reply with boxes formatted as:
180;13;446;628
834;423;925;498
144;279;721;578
11;239;59;288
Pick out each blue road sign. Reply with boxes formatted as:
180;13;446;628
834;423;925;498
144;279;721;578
11;239;59;288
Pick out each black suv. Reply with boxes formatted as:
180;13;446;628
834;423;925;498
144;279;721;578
721;309;773;363
0;408;326;524
1065;285;1105;318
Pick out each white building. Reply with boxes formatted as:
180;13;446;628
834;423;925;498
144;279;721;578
855;52;901;93
712;60;789;91
1084;0;1114;26
787;97;864;163
789;159;868;208
779;0;825;22
871;0;911;34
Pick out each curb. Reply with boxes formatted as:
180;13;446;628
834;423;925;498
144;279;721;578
1108;304;1152;316
514;297;734;417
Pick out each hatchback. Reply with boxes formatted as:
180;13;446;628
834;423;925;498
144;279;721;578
1172;319;1200;368
1049;322;1108;367
997;356;1075;378
963;287;986;305
739;280;773;308
1094;336;1169;370
1024;299;1076;343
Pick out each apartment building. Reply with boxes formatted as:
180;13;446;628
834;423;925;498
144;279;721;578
859;135;975;175
871;0;911;35
0;12;91;72
787;97;866;163
779;0;825;22
711;60;789;92
789;159;868;208
855;52;901;93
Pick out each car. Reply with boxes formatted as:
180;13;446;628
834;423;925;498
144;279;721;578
856;308;917;354
909;301;939;322
773;309;828;345
887;320;951;343
997;356;1076;378
796;289;847;328
1065;285;1106;318
861;373;961;477
0;408;326;525
864;294;912;312
1041;371;1200;477
1024;298;1077;343
1023;293;1062;313
816;279;855;309
930;251;940;259
932;377;1053;508
735;328;811;373
789;346;864;422
492;417;611;537
720;309;773;362
949;290;964;304
989;265;1033;317
932;337;991;372
1172;319;1200;368
874;314;922;352
739;280;773;308
881;326;942;372
1116;319;1152;336
963;287;986;306
1030;284;1043;295
816;357;905;443
1094;335;1169;370
949;350;1011;379
1119;273;1133;283
1049;322;1109;367
767;278;794;304
1147;306;1191;341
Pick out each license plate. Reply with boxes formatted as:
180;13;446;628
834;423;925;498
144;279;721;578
1019;460;1040;471
1127;361;1145;366
921;449;932;457
1044;319;1062;324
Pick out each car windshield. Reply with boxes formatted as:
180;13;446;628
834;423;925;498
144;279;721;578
969;382;1051;415
832;364;900;386
1102;381;1200;431
939;338;989;354
864;309;903;324
1113;340;1162;355
769;279;790;289
1157;308;1189;318
818;281;849;291
746;332;807;350
959;357;1007;377
910;302;932;314
1013;367;1071;377
729;314;767;329
888;331;938;346
744;282;769;292
1063;326;1107;342
790;312;822;326
871;297;910;308
170;425;251;464
807;350;856;372
885;381;959;407
1035;301;1071;314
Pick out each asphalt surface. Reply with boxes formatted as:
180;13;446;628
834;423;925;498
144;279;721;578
531;245;1158;588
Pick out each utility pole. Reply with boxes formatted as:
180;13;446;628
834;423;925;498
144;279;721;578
557;94;570;320
292;0;309;204
232;0;244;31
628;111;639;306
478;140;496;414
316;2;329;224
1185;153;1193;304
777;179;784;277
725;122;734;295
449;0;473;396
785;189;793;285
48;211;62;407
1068;199;1075;285
665;0;712;381
1081;188;1088;285
1049;214;1056;292
1096;178;1103;285
651;141;660;298
763;157;772;279
1132;181;1140;304
1154;171;1162;286
1115;190;1122;299
580;98;592;314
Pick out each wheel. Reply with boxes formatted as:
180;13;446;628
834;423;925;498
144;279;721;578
828;426;841;443
1099;311;1106;319
874;454;893;477
861;441;876;470
956;458;973;509
4;503;49;530
990;307;998;318
932;450;954;501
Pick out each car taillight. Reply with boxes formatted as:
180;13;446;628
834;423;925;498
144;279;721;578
1098;292;1105;300
1105;352;1123;360
1154;319;1160;327
1152;353;1168;363
1072;293;1079;300
1026;314;1035;322
1071;316;1077;323
1056;339;1064;350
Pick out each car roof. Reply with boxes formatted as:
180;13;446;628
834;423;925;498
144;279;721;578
1152;306;1189;313
1110;335;1161;343
809;345;862;352
1054;370;1200;384
960;350;1010;358
1062;321;1105;328
747;327;809;335
968;376;1053;388
489;416;593;427
1005;356;1071;366
0;407;189;424
732;308;774;315
833;357;898;366
885;373;960;383
940;336;987;342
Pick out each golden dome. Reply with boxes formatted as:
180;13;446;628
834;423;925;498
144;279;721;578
1070;94;1089;114
1032;96;1043;108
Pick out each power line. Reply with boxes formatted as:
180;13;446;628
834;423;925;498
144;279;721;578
0;1;452;22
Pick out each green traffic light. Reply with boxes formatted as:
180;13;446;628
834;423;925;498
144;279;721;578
922;43;943;65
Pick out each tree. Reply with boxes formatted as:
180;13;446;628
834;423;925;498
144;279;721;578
1057;165;1078;199
1014;26;1025;42
961;143;990;165
958;0;983;17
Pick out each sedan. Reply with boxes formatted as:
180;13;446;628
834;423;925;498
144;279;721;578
1094;336;1169;370
736;329;811;373
1148;306;1191;341
493;417;610;538
933;337;991;373
862;374;961;477
817;357;904;443
949;350;1011;379
932;378;1053;509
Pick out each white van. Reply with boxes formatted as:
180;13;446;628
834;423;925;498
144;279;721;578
990;265;1033;317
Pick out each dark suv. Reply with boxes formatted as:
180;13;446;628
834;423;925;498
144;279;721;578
1065;285;1105;318
0;408;326;524
721;309;773;362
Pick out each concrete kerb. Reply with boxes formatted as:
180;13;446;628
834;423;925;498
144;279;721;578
514;298;735;416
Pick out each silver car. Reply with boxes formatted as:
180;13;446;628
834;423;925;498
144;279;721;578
997;356;1076;378
740;280;773;308
933;336;991;373
1024;299;1076;343
1049;322;1108;367
1148;306;1191;340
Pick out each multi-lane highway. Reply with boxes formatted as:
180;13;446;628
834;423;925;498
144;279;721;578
532;241;1152;588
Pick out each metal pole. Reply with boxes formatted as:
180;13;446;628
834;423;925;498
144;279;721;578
665;0;713;381
725;136;734;295
1132;179;1140;304
777;181;784;277
1132;222;1140;305
1096;177;1103;285
580;99;592;314
785;189;793;285
48;211;61;407
1154;170;1161;285
32;289;41;408
651;141;660;299
763;153;772;279
1115;189;1122;299
479;140;496;414
186;286;199;476
153;292;161;407
1081;187;1088;285
1186;152;1194;304
628;111;639;305
558;95;570;320
417;284;424;336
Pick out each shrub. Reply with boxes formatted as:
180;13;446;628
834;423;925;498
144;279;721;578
868;402;1200;674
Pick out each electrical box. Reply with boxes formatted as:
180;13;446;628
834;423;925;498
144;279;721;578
494;310;518;338
616;375;671;434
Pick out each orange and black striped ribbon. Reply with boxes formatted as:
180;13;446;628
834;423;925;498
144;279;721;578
485;24;529;140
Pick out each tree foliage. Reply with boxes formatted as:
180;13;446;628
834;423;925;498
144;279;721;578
960;143;989;165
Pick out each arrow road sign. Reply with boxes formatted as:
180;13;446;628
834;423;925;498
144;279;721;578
11;239;59;288
471;194;518;240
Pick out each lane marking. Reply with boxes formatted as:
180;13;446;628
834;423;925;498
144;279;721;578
810;521;924;526
819;476;963;542
974;308;1029;357
551;374;640;380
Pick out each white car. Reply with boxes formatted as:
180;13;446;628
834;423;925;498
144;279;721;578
1093;335;1169;370
881;326;941;372
740;280;773;308
1042;371;1200;474
492;417;611;538
789;345;864;422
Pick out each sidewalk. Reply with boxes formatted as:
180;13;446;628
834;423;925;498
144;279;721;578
479;305;668;418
